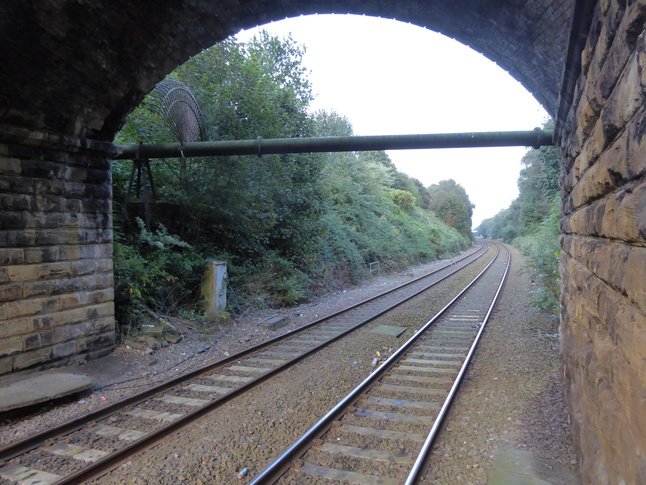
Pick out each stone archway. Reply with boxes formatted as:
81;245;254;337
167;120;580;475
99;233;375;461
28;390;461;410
2;1;646;482
0;1;571;140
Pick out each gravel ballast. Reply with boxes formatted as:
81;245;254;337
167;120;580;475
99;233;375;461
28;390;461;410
0;245;580;484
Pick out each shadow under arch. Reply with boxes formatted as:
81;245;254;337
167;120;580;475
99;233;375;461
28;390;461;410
0;1;572;140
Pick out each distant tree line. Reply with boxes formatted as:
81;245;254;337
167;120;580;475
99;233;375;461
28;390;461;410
476;119;561;313
112;32;475;330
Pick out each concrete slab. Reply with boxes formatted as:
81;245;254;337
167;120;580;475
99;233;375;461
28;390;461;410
259;315;290;330
0;463;62;485
370;325;407;337
487;447;581;485
0;372;93;413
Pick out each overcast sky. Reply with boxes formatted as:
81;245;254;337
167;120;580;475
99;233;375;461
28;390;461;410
236;14;549;227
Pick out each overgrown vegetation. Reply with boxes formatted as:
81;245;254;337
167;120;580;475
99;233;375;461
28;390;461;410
513;199;561;314
112;219;205;331
113;33;474;330
476;119;561;314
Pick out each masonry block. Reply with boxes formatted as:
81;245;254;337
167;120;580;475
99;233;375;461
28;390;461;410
87;333;116;351
93;316;116;335
22;333;42;351
0;319;30;340
51;307;90;328
0;157;21;175
29;315;53;332
13;347;52;370
86;302;115;320
0;283;22;302
0;337;23;357
601;52;644;142
6;264;38;282
0;248;24;265
2;298;48;320
22;280;50;299
24;247;60;264
53;341;77;359
0;357;12;374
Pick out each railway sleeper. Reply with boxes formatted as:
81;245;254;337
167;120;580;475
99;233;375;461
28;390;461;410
305;446;409;480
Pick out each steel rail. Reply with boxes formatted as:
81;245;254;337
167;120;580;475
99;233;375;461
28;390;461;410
0;244;485;464
248;244;503;485
51;245;492;484
404;243;511;484
0;245;490;484
114;129;554;159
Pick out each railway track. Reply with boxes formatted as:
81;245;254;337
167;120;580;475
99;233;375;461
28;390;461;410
0;244;492;485
250;242;510;484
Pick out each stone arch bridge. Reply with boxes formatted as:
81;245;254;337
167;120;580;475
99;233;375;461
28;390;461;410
0;1;644;482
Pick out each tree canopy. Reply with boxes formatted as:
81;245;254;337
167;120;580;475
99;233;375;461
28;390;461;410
477;119;559;241
113;32;474;328
427;179;475;240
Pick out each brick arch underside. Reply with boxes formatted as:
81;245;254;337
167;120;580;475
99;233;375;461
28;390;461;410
0;0;572;141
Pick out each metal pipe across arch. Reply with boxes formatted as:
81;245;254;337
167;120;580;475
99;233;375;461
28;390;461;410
114;129;555;160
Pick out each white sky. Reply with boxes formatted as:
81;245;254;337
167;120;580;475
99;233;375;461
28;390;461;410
236;14;549;227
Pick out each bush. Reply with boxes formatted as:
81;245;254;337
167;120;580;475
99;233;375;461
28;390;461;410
113;219;205;333
513;198;561;315
315;212;370;288
221;250;311;310
388;189;416;213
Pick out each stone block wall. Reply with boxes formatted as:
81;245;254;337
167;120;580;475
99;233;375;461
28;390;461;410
0;125;116;374
559;0;646;482
0;2;644;480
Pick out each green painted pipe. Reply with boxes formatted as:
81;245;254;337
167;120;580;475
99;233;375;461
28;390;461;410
114;129;554;160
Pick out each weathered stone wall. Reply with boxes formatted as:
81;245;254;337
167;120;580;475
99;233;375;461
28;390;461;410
0;125;116;374
559;0;646;482
2;3;645;480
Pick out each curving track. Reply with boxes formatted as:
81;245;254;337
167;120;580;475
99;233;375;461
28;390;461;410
0;244;493;485
250;242;510;484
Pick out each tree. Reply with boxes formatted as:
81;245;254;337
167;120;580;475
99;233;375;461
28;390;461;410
113;36;473;319
476;119;560;242
474;119;561;314
427;179;475;240
116;33;325;259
